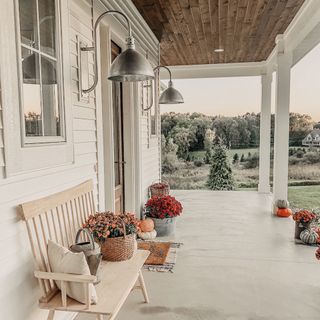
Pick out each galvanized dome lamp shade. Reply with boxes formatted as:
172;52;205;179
81;10;154;94
142;66;184;111
156;66;184;104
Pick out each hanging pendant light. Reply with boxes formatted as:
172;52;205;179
81;10;154;94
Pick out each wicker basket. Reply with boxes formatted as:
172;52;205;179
150;180;170;197
100;232;136;261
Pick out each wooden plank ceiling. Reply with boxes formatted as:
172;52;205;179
132;0;306;66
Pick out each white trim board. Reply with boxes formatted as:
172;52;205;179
161;62;267;80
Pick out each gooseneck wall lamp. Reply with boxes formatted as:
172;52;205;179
142;65;184;111
81;10;154;94
156;66;184;105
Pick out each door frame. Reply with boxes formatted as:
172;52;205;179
111;41;125;212
96;22;141;213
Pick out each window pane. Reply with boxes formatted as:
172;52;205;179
19;0;39;49
39;0;56;56
41;57;60;136
22;48;42;136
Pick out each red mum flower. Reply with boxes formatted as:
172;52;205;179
145;195;183;219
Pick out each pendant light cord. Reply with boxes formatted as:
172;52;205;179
81;10;132;94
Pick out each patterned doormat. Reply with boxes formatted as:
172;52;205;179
137;241;183;273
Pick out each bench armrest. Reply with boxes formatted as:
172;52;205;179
34;271;96;283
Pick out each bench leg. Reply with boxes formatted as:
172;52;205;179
96;315;103;320
47;310;55;320
138;270;149;303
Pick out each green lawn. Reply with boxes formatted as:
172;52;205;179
288;185;320;209
186;149;320;209
191;148;259;161
227;148;259;158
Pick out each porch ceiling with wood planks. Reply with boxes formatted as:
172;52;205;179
132;0;306;66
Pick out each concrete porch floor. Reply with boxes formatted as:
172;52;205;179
77;191;320;320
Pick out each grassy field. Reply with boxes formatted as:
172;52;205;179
164;147;320;209
191;148;259;161
288;185;320;209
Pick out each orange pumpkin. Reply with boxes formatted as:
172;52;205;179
139;218;154;232
277;208;292;218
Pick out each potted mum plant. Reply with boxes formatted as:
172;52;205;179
145;195;183;237
292;209;316;242
83;212;139;261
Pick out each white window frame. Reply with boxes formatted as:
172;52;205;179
0;0;73;177
16;0;66;145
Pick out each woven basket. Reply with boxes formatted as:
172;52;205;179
100;232;136;261
150;180;170;197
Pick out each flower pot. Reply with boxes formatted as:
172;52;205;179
295;221;311;241
100;233;137;261
152;217;176;237
149;180;170;197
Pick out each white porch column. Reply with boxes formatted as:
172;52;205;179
273;40;292;201
258;72;272;193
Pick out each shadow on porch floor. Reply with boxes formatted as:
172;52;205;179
76;190;320;320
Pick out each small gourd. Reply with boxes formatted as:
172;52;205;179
300;229;318;245
138;229;157;240
139;218;154;232
275;199;289;209
276;208;292;218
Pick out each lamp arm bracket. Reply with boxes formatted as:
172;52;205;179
81;10;132;94
142;65;169;111
80;46;94;52
142;80;154;111
153;65;172;82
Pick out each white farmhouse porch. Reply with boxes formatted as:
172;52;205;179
78;190;320;320
1;0;320;320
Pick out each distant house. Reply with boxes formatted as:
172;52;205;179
302;129;320;147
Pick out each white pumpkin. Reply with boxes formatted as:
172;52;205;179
138;229;157;240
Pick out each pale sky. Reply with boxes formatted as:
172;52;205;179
160;43;320;122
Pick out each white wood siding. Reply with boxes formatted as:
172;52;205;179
0;1;98;319
141;111;161;200
0;85;4;179
0;0;160;319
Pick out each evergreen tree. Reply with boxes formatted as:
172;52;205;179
232;153;239;164
240;154;245;162
207;143;235;190
204;148;213;164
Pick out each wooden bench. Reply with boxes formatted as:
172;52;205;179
19;180;150;320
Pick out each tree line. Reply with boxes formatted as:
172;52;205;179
161;112;316;159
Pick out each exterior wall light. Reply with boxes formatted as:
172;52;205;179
142;65;184;111
81;10;154;94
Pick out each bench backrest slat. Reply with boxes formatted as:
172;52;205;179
20;180;95;302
